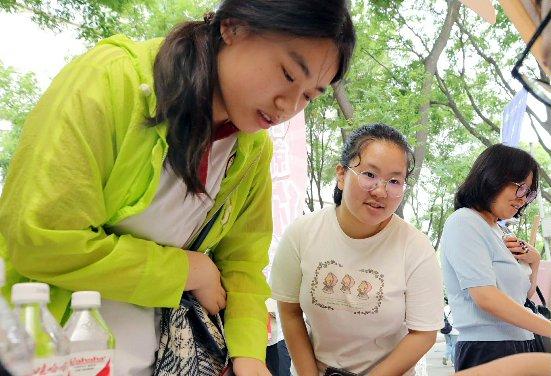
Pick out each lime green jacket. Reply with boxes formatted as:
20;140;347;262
0;35;272;360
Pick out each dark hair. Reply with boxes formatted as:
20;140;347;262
454;144;539;217
151;0;356;194
333;123;415;205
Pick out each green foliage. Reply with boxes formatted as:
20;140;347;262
0;61;40;180
0;0;218;42
1;0;549;254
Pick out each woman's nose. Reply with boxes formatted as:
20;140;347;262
274;89;303;116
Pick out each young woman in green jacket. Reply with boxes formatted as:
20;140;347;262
0;1;355;374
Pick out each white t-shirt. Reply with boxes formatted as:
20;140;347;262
270;206;443;376
103;134;237;376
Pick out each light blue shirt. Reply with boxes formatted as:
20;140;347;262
440;208;533;341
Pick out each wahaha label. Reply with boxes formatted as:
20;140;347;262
32;357;68;376
68;350;113;376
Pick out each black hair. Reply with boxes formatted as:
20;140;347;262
454;144;539;217
151;0;356;194
333;123;415;205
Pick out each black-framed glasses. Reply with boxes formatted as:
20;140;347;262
511;182;537;203
511;8;551;106
346;166;407;198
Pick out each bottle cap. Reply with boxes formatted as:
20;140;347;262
71;291;101;309
11;282;50;304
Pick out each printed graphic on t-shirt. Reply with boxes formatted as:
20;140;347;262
310;259;384;315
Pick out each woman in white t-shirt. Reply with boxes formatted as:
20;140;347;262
270;124;444;376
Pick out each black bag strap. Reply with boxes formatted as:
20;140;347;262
189;208;223;252
536;286;547;307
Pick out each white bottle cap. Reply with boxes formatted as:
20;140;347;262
11;282;50;304
71;291;101;309
0;259;4;287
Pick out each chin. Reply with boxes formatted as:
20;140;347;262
361;213;389;226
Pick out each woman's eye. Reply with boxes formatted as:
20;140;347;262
365;172;376;179
283;68;294;83
389;179;402;185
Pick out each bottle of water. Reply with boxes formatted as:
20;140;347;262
0;260;33;376
63;291;115;375
11;283;68;376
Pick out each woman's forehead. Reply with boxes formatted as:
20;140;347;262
352;141;408;174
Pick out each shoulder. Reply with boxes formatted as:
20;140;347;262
63;35;162;91
444;208;482;229
284;206;333;239
442;208;491;243
393;216;434;254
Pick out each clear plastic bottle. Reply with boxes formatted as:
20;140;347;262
63;291;115;376
11;283;68;376
0;260;34;376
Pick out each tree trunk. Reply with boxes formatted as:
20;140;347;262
397;0;461;218
434;198;446;251
332;80;354;143
410;0;461;185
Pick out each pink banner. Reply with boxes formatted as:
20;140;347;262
535;260;551;305
265;112;307;277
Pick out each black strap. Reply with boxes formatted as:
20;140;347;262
536;286;547;307
189;209;223;252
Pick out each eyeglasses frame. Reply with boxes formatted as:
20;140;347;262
345;166;407;198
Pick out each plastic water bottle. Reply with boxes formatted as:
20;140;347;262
0;260;33;376
63;291;115;375
11;283;68;375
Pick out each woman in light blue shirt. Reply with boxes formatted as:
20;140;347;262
440;144;551;371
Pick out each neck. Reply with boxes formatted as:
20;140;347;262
477;209;498;226
335;205;392;239
212;86;229;128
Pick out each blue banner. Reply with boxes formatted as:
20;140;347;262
501;88;528;147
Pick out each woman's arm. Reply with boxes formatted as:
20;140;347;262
455;353;551;376
278;302;318;376
0;49;191;314
369;330;436;376
469;286;551;336
214;136;273;363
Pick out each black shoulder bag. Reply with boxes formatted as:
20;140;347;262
524;286;551;353
154;209;231;375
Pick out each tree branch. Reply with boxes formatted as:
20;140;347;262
457;33;501;133
361;47;407;88
434;70;493;146
457;19;516;96
391;3;431;54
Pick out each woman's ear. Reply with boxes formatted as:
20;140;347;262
336;164;346;191
220;18;248;46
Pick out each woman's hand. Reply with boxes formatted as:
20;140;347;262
504;236;541;266
184;250;226;315
232;357;271;376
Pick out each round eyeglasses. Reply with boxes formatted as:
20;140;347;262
346;166;406;198
511;182;537;204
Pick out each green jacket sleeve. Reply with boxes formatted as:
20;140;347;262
0;46;188;310
214;138;273;361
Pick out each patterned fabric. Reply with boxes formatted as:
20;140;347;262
154;292;229;376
